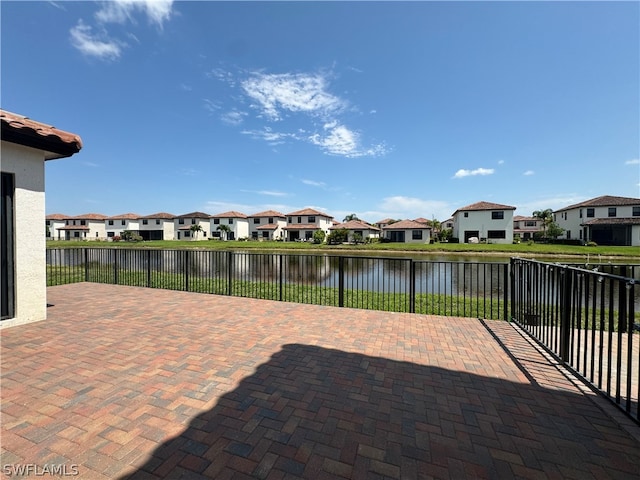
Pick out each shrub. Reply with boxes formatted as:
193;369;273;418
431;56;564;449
586;241;598;247
312;229;326;244
112;235;121;242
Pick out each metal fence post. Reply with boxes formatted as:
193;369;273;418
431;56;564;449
409;260;415;314
184;250;190;291
227;251;233;296
113;249;118;284
338;256;344;307
506;262;511;321
146;249;152;287
559;267;572;362
84;248;89;282
278;254;283;302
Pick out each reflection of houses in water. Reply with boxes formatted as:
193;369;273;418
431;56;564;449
283;255;332;285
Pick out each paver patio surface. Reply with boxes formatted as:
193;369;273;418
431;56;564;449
1;283;639;479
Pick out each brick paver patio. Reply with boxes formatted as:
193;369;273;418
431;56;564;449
1;283;639;479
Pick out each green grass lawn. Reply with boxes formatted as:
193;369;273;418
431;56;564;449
46;239;639;259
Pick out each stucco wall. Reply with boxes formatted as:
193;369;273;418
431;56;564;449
454;210;514;244
1;142;46;327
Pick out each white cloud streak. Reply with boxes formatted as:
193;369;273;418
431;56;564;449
95;0;174;28
523;170;535;176
625;159;640;165
302;179;326;187
453;168;495;179
69;21;122;60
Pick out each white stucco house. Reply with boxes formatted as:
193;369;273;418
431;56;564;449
330;219;381;243
248;210;286;241
284;208;334;241
374;218;396;230
58;213;108;240
452;201;516;244
1;109;82;327
174;211;211;240
211;211;250;241
554;195;640;246
382;219;431;244
138;212;175;241
46;213;67;240
106;213;140;239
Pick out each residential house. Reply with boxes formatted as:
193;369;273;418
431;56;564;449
1;109;82;327
174;211;211;240
211;211;249;240
374;218;396;230
138;212;175;241
441;218;454;230
513;215;544;241
452;201;516;244
248;210;286;241
413;217;430;225
382;219;431;243
46;213;67;240
106;213;140;239
59;213;107;240
283;208;334;241
330;219;381;243
554;195;640;246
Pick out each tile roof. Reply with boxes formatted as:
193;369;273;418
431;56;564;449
331;220;380;231
1;109;82;160
56;225;90;230
286;208;332;218
453;201;516;215
70;213;108;220
582;217;640;226
139;212;175;220
108;213;140;220
256;224;279;230
46;213;68;220
375;218;396;224
282;224;321;230
176;211;211;219
555;195;640;212
249;210;286;218
383;219;432;230
513;215;536;221
212;211;248;219
413;217;430;224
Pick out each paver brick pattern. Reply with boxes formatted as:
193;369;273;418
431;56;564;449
1;283;639;479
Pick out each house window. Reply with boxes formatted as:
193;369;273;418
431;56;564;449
608;207;616;217
298;217;302;223
213;219;220;224
46;220;51;226
525;221;536;227
464;212;468;218
81;220;87;226
633;206;640;217
487;230;506;239
262;231;269;238
252;232;258;239
491;211;504;220
288;217;292;223
107;232;114;238
121;220;126;226
253;218;260;224
74;232;80;238
308;216;316;223
354;230;363;237
191;218;196;224
184;231;190;237
268;217;273;224
142;219;148;225
178;219;184;224
412;230;423;240
108;220;114;226
579;209;583;218
156;219;160;225
228;219;233;224
586;208;595;218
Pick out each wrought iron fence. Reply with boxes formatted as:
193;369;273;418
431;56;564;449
510;257;639;423
46;248;509;319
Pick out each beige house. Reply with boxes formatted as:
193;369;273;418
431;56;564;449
513;215;544;241
284;208;334;241
138;212;175;241
58;213;107;240
452;201;516;244
248;210;286;241
46;213;68;240
211;211;250;240
1;109;82;327
174;211;211;240
330;219;380;243
106;213;140;239
382;219;431;244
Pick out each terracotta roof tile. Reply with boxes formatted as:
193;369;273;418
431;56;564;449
57;225;90;230
1;109;82;160
583;217;640;226
286;208;332;218
108;213;140;220
46;213;68;220
70;213;107;220
256;224;279;230
375;218;395;225
283;224;321;230
331;220;380;231
413;217;430;224
249;210;285;218
212;211;248;219
383;219;432;230
555;195;640;212
139;212;175;219
454;201;516;215
176;211;211;219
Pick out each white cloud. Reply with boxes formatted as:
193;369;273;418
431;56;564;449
241;72;345;121
220;110;247;126
309;124;387;158
515;194;587;216
453;168;495;179
202;99;221;113
523;170;535;176
241;127;297;145
95;0;174;28
625;159;640;165
497;160;505;165
240;190;288;197
302;179;326;187
379;196;452;220
69;21;122;60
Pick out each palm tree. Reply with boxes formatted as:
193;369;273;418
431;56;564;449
217;224;231;241
343;213;360;222
532;209;553;239
189;223;203;240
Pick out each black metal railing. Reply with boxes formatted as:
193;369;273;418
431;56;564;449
510;257;639;423
46;248;509;319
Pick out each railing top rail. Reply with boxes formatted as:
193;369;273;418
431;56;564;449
511;257;638;283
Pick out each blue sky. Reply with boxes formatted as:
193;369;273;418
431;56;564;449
3;1;639;222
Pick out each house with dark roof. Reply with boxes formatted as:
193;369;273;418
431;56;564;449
248;210;286;241
174;211;211;240
105;213;140;240
138;212;176;241
513;215;544;241
553;195;640;246
1;109;82;326
382;219;431;243
284;208;334;241
452;201;516;244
